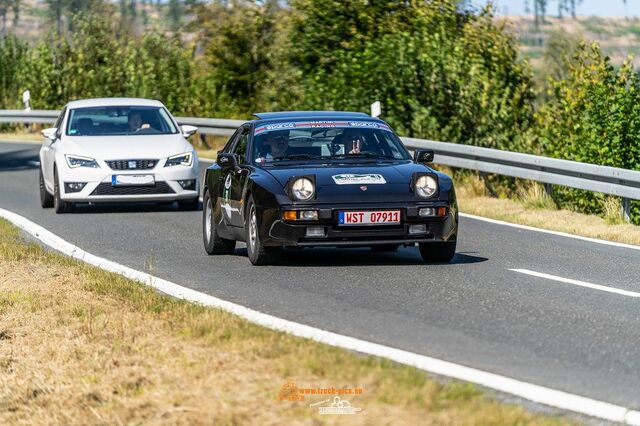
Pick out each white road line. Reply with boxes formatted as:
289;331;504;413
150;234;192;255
510;269;640;298
461;213;640;251
1;207;639;424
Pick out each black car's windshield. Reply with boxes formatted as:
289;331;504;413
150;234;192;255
66;106;178;136
252;121;410;164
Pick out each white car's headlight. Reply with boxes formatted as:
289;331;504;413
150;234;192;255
165;152;193;167
415;175;437;198
65;155;99;169
291;177;315;201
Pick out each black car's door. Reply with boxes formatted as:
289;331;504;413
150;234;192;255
221;126;250;229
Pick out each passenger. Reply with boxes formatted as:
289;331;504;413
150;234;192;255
335;129;365;155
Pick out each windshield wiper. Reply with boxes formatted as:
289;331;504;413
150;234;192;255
273;154;324;161
333;153;395;159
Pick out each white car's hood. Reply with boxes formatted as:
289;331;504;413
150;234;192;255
60;134;193;160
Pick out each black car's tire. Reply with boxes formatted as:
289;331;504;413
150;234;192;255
370;244;400;253
419;241;456;263
245;196;279;265
53;168;74;214
203;189;235;255
39;167;54;208
178;197;200;211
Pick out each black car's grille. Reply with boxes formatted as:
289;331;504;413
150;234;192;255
106;159;158;170
91;182;175;196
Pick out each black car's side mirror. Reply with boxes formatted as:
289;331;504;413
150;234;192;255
217;153;238;170
414;149;434;164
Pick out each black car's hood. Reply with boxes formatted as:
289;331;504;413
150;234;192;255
262;160;437;203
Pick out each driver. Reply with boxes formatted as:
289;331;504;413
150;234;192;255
128;111;151;133
256;131;289;162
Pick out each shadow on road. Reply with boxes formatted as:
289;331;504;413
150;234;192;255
227;247;488;267
0;148;40;172
71;202;202;214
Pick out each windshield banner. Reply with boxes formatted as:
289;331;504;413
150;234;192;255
254;121;392;136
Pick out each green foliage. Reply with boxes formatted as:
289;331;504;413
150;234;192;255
0;34;25;108
290;0;535;152
535;42;640;222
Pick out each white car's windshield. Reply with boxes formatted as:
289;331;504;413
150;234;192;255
66;106;178;136
252;121;410;163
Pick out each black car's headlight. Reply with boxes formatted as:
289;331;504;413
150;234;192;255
65;155;99;169
164;152;193;167
413;174;438;198
291;177;315;201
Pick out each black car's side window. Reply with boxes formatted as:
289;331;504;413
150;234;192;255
232;129;249;164
222;128;242;153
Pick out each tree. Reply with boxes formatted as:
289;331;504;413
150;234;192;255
533;0;547;28
290;0;534;149
190;0;285;116
167;0;182;31
557;0;582;19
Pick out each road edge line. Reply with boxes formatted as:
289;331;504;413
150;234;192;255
1;206;638;424
460;212;640;251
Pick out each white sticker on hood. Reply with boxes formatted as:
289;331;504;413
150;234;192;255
332;174;387;185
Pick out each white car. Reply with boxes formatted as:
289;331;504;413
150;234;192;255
39;98;200;213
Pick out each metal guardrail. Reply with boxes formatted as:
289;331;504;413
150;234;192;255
2;109;639;220
0;110;246;135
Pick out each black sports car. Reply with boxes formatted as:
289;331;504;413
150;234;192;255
202;111;458;265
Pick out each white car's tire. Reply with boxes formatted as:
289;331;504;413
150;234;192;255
39;167;54;208
53;167;75;214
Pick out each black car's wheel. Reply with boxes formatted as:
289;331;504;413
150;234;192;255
245;196;279;265
203;189;235;255
53;167;74;214
419;241;456;263
39;166;54;208
370;244;400;253
178;197;199;211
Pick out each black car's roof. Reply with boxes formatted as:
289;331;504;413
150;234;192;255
252;111;375;123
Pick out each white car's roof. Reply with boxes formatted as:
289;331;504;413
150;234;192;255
66;98;165;109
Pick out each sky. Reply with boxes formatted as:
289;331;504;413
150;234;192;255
474;0;640;17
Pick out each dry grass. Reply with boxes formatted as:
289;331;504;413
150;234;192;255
0;219;568;425
0;129;43;143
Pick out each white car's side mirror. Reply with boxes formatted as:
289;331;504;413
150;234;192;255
42;127;58;142
181;125;198;138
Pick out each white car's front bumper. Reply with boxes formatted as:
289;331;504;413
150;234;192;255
57;162;199;203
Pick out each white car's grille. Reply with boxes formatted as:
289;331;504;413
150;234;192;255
106;159;158;170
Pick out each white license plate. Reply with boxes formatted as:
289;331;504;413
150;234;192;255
111;174;155;186
337;210;401;226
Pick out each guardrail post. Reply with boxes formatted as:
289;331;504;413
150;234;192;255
622;198;631;223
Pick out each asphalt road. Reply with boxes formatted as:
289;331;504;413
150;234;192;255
2;141;640;411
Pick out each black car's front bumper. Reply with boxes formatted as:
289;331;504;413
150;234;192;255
258;202;458;247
